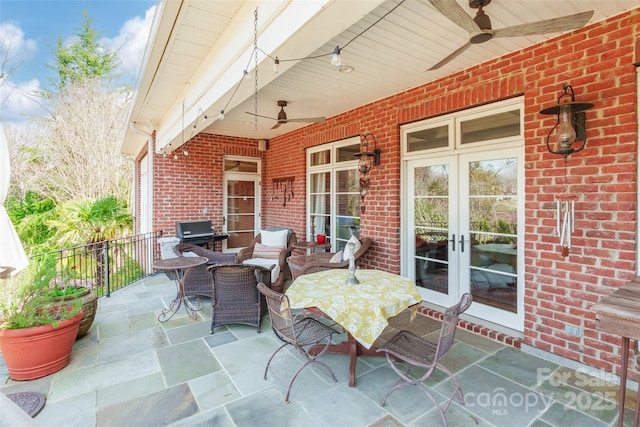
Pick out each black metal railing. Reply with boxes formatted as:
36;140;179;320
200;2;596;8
30;231;164;298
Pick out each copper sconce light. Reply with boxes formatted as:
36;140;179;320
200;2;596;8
353;133;381;213
539;83;593;159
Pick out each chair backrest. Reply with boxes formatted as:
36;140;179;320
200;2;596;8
175;243;237;264
259;227;297;249
208;264;262;304
257;282;295;343
435;293;473;361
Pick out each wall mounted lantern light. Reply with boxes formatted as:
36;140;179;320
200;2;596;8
539;83;593;159
353;133;381;213
354;133;380;175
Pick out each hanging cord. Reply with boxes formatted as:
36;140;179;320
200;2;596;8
253;8;259;130
258;0;406;63
562;156;568;193
218;1;406;124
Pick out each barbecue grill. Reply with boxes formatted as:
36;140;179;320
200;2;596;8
175;220;228;248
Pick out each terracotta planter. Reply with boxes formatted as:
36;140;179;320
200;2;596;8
50;287;98;339
0;309;83;380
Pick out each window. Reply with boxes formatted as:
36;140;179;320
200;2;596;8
308;137;360;251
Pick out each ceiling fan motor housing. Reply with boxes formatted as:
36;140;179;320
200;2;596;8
469;0;491;8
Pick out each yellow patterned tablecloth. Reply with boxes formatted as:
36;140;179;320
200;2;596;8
285;269;422;349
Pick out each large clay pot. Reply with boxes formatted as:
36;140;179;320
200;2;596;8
51;287;98;339
0;309;83;380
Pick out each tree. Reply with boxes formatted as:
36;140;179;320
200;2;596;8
30;78;132;202
52;12;117;90
5;12;134;254
48;196;132;289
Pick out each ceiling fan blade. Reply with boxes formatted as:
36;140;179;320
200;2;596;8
285;117;326;123
245;111;277;121
493;10;594;38
428;0;479;34
271;122;283;130
427;42;472;70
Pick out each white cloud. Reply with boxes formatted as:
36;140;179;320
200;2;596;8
0;78;47;125
0;21;37;80
103;5;156;84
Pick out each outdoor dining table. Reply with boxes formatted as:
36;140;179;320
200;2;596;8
285;268;422;387
153;256;209;322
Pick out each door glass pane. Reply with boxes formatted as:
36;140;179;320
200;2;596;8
310;150;330;166
335;169;359;249
337;144;360;162
414;165;449;294
461;109;520;144
468;158;518;312
407;125;448;152
224;159;258;173
226;180;256;249
310;172;330;239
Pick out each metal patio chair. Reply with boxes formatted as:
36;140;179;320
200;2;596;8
257;282;338;403
377;293;473;427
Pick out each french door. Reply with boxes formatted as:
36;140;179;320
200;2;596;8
405;148;523;330
222;156;261;252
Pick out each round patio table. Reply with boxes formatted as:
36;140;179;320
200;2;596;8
153;256;208;322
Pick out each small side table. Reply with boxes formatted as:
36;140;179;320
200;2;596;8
153;256;208;322
293;241;331;254
593;279;640;427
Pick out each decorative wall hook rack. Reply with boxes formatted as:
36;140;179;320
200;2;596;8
272;177;295;206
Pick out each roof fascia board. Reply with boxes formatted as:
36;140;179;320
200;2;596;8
122;0;184;155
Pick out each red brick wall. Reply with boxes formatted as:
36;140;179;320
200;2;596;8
263;9;640;377
148;9;639;379
151;133;263;237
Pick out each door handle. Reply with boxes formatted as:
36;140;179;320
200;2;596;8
450;234;456;252
459;234;465;253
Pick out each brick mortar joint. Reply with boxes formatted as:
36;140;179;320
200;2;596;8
417;305;523;349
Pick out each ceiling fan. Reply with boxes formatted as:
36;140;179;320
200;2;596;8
427;0;594;70
246;100;326;129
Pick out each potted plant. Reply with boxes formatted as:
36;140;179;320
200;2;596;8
0;260;83;381
47;268;98;339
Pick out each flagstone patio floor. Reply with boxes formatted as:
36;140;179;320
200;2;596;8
1;273;637;426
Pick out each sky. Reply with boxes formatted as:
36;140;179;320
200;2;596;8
0;0;157;127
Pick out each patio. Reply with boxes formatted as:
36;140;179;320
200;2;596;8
1;273;636;427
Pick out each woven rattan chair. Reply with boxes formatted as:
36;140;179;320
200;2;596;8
287;237;372;280
174;243;237;298
257;282;338;403
237;227;297;293
377;293;473;427
207;264;271;334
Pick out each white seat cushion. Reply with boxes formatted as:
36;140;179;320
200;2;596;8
243;258;280;283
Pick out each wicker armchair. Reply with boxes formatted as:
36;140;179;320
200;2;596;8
173;243;237;298
237;227;297;293
207;264;272;334
287;237;372;280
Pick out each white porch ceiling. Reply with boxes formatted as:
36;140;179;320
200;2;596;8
122;0;639;156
